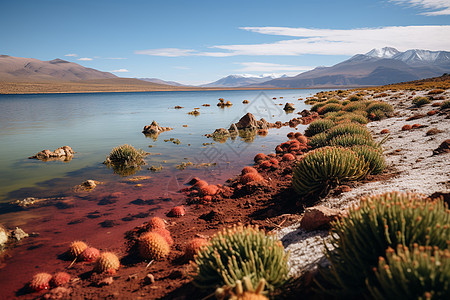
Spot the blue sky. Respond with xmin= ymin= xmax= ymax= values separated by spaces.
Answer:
xmin=1 ymin=0 xmax=449 ymax=84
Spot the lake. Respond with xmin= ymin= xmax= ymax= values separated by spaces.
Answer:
xmin=0 ymin=89 xmax=322 ymax=204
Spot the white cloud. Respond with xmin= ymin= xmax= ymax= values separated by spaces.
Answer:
xmin=78 ymin=57 xmax=93 ymax=61
xmin=111 ymin=69 xmax=129 ymax=73
xmin=64 ymin=53 xmax=78 ymax=57
xmin=135 ymin=25 xmax=450 ymax=58
xmin=390 ymin=0 xmax=450 ymax=15
xmin=135 ymin=48 xmax=197 ymax=57
xmin=236 ymin=62 xmax=314 ymax=73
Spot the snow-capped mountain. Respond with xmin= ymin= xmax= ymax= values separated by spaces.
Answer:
xmin=251 ymin=47 xmax=450 ymax=88
xmin=393 ymin=49 xmax=450 ymax=65
xmin=200 ymin=74 xmax=286 ymax=87
xmin=365 ymin=47 xmax=400 ymax=59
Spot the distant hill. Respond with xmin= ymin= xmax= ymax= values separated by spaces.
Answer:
xmin=252 ymin=47 xmax=450 ymax=88
xmin=201 ymin=74 xmax=286 ymax=87
xmin=138 ymin=77 xmax=187 ymax=86
xmin=0 ymin=55 xmax=117 ymax=82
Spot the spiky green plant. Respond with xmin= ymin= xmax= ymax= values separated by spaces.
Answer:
xmin=190 ymin=225 xmax=290 ymax=292
xmin=412 ymin=96 xmax=431 ymax=107
xmin=318 ymin=103 xmax=343 ymax=115
xmin=326 ymin=123 xmax=372 ymax=140
xmin=343 ymin=101 xmax=368 ymax=112
xmin=292 ymin=146 xmax=369 ymax=196
xmin=304 ymin=119 xmax=335 ymax=137
xmin=351 ymin=145 xmax=386 ymax=174
xmin=307 ymin=131 xmax=329 ymax=149
xmin=104 ymin=144 xmax=146 ymax=167
xmin=328 ymin=133 xmax=378 ymax=149
xmin=321 ymin=192 xmax=450 ymax=298
xmin=369 ymin=244 xmax=450 ymax=300
xmin=311 ymin=102 xmax=326 ymax=112
xmin=348 ymin=95 xmax=360 ymax=102
xmin=366 ymin=101 xmax=394 ymax=119
xmin=335 ymin=113 xmax=369 ymax=125
xmin=325 ymin=98 xmax=340 ymax=104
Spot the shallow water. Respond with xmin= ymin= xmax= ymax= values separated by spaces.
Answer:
xmin=0 ymin=89 xmax=321 ymax=204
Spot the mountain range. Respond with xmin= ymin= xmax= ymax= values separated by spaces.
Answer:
xmin=1 ymin=47 xmax=449 ymax=91
xmin=253 ymin=47 xmax=450 ymax=88
xmin=200 ymin=74 xmax=286 ymax=87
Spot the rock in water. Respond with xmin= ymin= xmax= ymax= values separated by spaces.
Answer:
xmin=235 ymin=113 xmax=258 ymax=130
xmin=284 ymin=103 xmax=295 ymax=111
xmin=142 ymin=121 xmax=173 ymax=135
xmin=29 ymin=146 xmax=74 ymax=161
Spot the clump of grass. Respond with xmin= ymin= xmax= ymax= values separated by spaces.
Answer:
xmin=334 ymin=113 xmax=369 ymax=125
xmin=311 ymin=102 xmax=326 ymax=112
xmin=189 ymin=225 xmax=290 ymax=293
xmin=317 ymin=103 xmax=343 ymax=115
xmin=104 ymin=144 xmax=146 ymax=176
xmin=304 ymin=119 xmax=335 ymax=137
xmin=320 ymin=192 xmax=450 ymax=298
xmin=428 ymin=89 xmax=445 ymax=95
xmin=366 ymin=101 xmax=394 ymax=119
xmin=369 ymin=244 xmax=450 ymax=300
xmin=351 ymin=145 xmax=386 ymax=174
xmin=343 ymin=101 xmax=368 ymax=112
xmin=104 ymin=144 xmax=146 ymax=167
xmin=412 ymin=96 xmax=431 ymax=107
xmin=292 ymin=146 xmax=369 ymax=196
xmin=348 ymin=95 xmax=360 ymax=102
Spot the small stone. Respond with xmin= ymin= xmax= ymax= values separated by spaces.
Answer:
xmin=43 ymin=287 xmax=71 ymax=300
xmin=300 ymin=206 xmax=342 ymax=231
xmin=144 ymin=274 xmax=155 ymax=285
xmin=11 ymin=227 xmax=29 ymax=241
xmin=98 ymin=277 xmax=114 ymax=286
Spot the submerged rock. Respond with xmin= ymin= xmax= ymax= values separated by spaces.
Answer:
xmin=29 ymin=146 xmax=74 ymax=161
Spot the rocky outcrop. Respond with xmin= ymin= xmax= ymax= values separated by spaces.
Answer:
xmin=235 ymin=113 xmax=258 ymax=130
xmin=29 ymin=146 xmax=74 ymax=161
xmin=142 ymin=121 xmax=173 ymax=135
xmin=283 ymin=103 xmax=295 ymax=111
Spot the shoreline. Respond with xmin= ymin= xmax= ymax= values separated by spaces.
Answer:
xmin=0 ymin=80 xmax=372 ymax=95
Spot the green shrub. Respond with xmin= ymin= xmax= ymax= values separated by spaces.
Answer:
xmin=104 ymin=144 xmax=146 ymax=167
xmin=369 ymin=245 xmax=450 ymax=300
xmin=311 ymin=102 xmax=326 ymax=112
xmin=292 ymin=146 xmax=369 ymax=196
xmin=352 ymin=145 xmax=386 ymax=174
xmin=366 ymin=101 xmax=394 ymax=119
xmin=317 ymin=103 xmax=343 ymax=115
xmin=343 ymin=101 xmax=368 ymax=112
xmin=325 ymin=98 xmax=340 ymax=104
xmin=412 ymin=96 xmax=431 ymax=107
xmin=190 ymin=225 xmax=290 ymax=292
xmin=341 ymin=100 xmax=350 ymax=106
xmin=335 ymin=113 xmax=369 ymax=125
xmin=304 ymin=119 xmax=335 ymax=137
xmin=348 ymin=95 xmax=360 ymax=102
xmin=441 ymin=100 xmax=450 ymax=110
xmin=307 ymin=131 xmax=329 ymax=149
xmin=104 ymin=144 xmax=146 ymax=176
xmin=326 ymin=123 xmax=372 ymax=140
xmin=329 ymin=133 xmax=378 ymax=149
xmin=321 ymin=192 xmax=450 ymax=298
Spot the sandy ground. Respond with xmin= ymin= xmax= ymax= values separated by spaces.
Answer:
xmin=277 ymin=89 xmax=450 ymax=277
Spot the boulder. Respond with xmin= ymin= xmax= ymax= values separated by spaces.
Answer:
xmin=299 ymin=109 xmax=312 ymax=117
xmin=228 ymin=123 xmax=238 ymax=134
xmin=257 ymin=118 xmax=269 ymax=130
xmin=300 ymin=206 xmax=342 ymax=231
xmin=235 ymin=113 xmax=258 ymax=130
xmin=433 ymin=139 xmax=450 ymax=155
xmin=284 ymin=103 xmax=295 ymax=111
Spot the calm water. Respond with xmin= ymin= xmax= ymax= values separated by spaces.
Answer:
xmin=0 ymin=89 xmax=321 ymax=203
